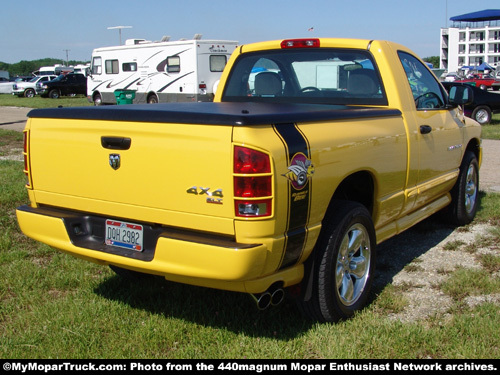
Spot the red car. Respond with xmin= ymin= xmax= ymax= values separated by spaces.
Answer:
xmin=455 ymin=74 xmax=496 ymax=90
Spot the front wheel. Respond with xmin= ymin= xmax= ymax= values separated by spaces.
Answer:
xmin=93 ymin=93 xmax=103 ymax=106
xmin=447 ymin=151 xmax=479 ymax=226
xmin=297 ymin=201 xmax=376 ymax=322
xmin=24 ymin=89 xmax=35 ymax=98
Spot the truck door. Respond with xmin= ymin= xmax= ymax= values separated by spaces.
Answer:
xmin=398 ymin=52 xmax=463 ymax=208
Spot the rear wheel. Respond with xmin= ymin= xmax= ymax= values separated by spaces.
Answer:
xmin=297 ymin=201 xmax=376 ymax=322
xmin=472 ymin=106 xmax=491 ymax=125
xmin=49 ymin=89 xmax=60 ymax=99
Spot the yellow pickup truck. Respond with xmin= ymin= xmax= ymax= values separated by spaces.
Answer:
xmin=17 ymin=38 xmax=481 ymax=322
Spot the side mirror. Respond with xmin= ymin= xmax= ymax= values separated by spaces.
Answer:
xmin=448 ymin=85 xmax=473 ymax=106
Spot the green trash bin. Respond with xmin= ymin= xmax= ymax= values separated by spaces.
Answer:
xmin=114 ymin=89 xmax=136 ymax=105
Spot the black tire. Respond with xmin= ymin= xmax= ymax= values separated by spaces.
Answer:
xmin=472 ymin=106 xmax=491 ymax=125
xmin=447 ymin=151 xmax=479 ymax=226
xmin=24 ymin=89 xmax=35 ymax=98
xmin=297 ymin=201 xmax=376 ymax=322
xmin=49 ymin=89 xmax=60 ymax=99
xmin=147 ymin=94 xmax=158 ymax=104
xmin=93 ymin=93 xmax=103 ymax=106
xmin=109 ymin=265 xmax=152 ymax=281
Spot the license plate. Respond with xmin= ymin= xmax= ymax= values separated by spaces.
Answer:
xmin=105 ymin=219 xmax=143 ymax=251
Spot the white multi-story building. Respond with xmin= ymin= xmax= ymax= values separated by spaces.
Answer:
xmin=440 ymin=9 xmax=500 ymax=74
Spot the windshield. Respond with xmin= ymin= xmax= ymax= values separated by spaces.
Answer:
xmin=222 ymin=48 xmax=387 ymax=105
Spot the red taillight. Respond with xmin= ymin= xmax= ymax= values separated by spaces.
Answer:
xmin=199 ymin=83 xmax=207 ymax=89
xmin=233 ymin=146 xmax=272 ymax=218
xmin=234 ymin=146 xmax=271 ymax=174
xmin=234 ymin=176 xmax=271 ymax=197
xmin=281 ymin=39 xmax=320 ymax=49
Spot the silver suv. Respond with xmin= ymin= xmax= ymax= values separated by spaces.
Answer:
xmin=12 ymin=75 xmax=57 ymax=97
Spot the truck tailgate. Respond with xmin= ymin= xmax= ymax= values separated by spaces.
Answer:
xmin=26 ymin=114 xmax=235 ymax=232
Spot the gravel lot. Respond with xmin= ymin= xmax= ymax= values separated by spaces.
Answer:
xmin=1 ymin=106 xmax=499 ymax=322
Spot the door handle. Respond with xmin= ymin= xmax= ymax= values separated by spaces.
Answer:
xmin=101 ymin=136 xmax=131 ymax=150
xmin=420 ymin=125 xmax=432 ymax=134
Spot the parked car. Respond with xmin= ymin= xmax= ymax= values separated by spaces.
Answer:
xmin=12 ymin=75 xmax=57 ymax=97
xmin=491 ymin=74 xmax=500 ymax=91
xmin=442 ymin=81 xmax=500 ymax=124
xmin=455 ymin=73 xmax=496 ymax=90
xmin=39 ymin=73 xmax=87 ymax=99
xmin=443 ymin=73 xmax=460 ymax=82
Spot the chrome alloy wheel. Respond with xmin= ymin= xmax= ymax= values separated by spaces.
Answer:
xmin=465 ymin=163 xmax=478 ymax=215
xmin=335 ymin=223 xmax=371 ymax=306
xmin=475 ymin=108 xmax=489 ymax=124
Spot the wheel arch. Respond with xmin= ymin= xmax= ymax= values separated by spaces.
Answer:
xmin=328 ymin=171 xmax=375 ymax=218
xmin=147 ymin=91 xmax=159 ymax=103
xmin=465 ymin=137 xmax=481 ymax=165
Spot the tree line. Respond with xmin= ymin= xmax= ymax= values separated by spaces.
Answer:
xmin=0 ymin=58 xmax=89 ymax=78
xmin=1 ymin=56 xmax=440 ymax=78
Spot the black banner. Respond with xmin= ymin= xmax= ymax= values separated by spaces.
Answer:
xmin=1 ymin=359 xmax=498 ymax=374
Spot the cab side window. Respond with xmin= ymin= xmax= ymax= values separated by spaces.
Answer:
xmin=398 ymin=51 xmax=445 ymax=110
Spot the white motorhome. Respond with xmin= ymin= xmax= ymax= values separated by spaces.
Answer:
xmin=34 ymin=65 xmax=74 ymax=76
xmin=87 ymin=36 xmax=238 ymax=105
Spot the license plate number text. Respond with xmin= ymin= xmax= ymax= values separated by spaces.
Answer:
xmin=105 ymin=219 xmax=143 ymax=251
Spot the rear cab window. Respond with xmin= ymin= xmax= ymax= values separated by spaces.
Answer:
xmin=222 ymin=48 xmax=387 ymax=105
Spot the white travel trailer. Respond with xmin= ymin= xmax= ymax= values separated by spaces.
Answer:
xmin=87 ymin=36 xmax=238 ymax=105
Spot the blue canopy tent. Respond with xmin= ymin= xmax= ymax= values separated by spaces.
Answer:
xmin=476 ymin=62 xmax=495 ymax=71
xmin=450 ymin=9 xmax=500 ymax=22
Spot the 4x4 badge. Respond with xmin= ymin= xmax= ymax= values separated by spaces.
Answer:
xmin=109 ymin=154 xmax=121 ymax=170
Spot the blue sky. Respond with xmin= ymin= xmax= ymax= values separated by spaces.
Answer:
xmin=0 ymin=0 xmax=485 ymax=64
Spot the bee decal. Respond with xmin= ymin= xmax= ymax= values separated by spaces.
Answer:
xmin=283 ymin=153 xmax=314 ymax=190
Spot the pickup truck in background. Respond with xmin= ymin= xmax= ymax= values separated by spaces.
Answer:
xmin=17 ymin=38 xmax=482 ymax=322
xmin=12 ymin=75 xmax=57 ymax=97
xmin=39 ymin=73 xmax=87 ymax=99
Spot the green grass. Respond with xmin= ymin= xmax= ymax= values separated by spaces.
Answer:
xmin=0 ymin=93 xmax=90 ymax=108
xmin=0 ymin=138 xmax=499 ymax=358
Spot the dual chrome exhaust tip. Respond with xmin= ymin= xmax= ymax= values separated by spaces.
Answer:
xmin=251 ymin=285 xmax=285 ymax=310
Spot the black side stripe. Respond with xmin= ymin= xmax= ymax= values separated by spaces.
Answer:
xmin=273 ymin=123 xmax=312 ymax=270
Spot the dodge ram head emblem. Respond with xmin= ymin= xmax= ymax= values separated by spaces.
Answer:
xmin=283 ymin=153 xmax=314 ymax=189
xmin=109 ymin=154 xmax=121 ymax=170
